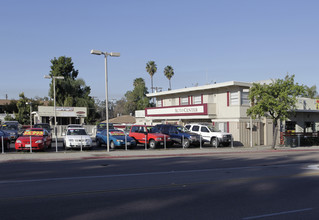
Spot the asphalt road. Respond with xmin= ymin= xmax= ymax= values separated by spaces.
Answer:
xmin=1 ymin=150 xmax=319 ymax=219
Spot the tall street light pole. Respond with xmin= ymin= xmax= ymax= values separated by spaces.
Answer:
xmin=44 ymin=75 xmax=65 ymax=152
xmin=26 ymin=102 xmax=32 ymax=128
xmin=90 ymin=49 xmax=120 ymax=152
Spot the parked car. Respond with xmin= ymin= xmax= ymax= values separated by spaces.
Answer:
xmin=1 ymin=122 xmax=19 ymax=143
xmin=33 ymin=123 xmax=52 ymax=134
xmin=153 ymin=124 xmax=201 ymax=148
xmin=96 ymin=122 xmax=114 ymax=135
xmin=15 ymin=128 xmax=52 ymax=151
xmin=63 ymin=127 xmax=93 ymax=150
xmin=0 ymin=130 xmax=10 ymax=151
xmin=185 ymin=123 xmax=232 ymax=147
xmin=129 ymin=125 xmax=171 ymax=149
xmin=67 ymin=124 xmax=83 ymax=128
xmin=96 ymin=129 xmax=136 ymax=149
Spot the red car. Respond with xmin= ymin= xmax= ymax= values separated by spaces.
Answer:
xmin=129 ymin=125 xmax=171 ymax=149
xmin=15 ymin=128 xmax=52 ymax=151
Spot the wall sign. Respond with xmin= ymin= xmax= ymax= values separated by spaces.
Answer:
xmin=145 ymin=104 xmax=207 ymax=117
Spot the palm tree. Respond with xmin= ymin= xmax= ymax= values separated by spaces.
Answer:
xmin=146 ymin=61 xmax=157 ymax=93
xmin=164 ymin=65 xmax=174 ymax=90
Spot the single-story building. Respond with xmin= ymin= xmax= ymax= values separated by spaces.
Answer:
xmin=33 ymin=106 xmax=87 ymax=126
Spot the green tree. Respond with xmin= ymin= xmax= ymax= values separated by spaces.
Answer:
xmin=4 ymin=113 xmax=15 ymax=121
xmin=15 ymin=93 xmax=30 ymax=125
xmin=164 ymin=65 xmax=174 ymax=90
xmin=1 ymin=100 xmax=18 ymax=114
xmin=146 ymin=61 xmax=157 ymax=93
xmin=48 ymin=56 xmax=96 ymax=123
xmin=247 ymin=75 xmax=304 ymax=149
xmin=303 ymin=85 xmax=318 ymax=98
xmin=113 ymin=98 xmax=129 ymax=117
xmin=125 ymin=78 xmax=151 ymax=115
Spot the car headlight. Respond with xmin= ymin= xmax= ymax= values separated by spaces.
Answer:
xmin=35 ymin=140 xmax=43 ymax=143
xmin=116 ymin=139 xmax=123 ymax=143
xmin=69 ymin=139 xmax=74 ymax=142
xmin=16 ymin=140 xmax=21 ymax=143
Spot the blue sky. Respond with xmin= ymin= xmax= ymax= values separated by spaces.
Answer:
xmin=1 ymin=0 xmax=319 ymax=101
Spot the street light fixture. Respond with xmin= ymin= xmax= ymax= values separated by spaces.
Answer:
xmin=44 ymin=75 xmax=65 ymax=152
xmin=90 ymin=49 xmax=120 ymax=152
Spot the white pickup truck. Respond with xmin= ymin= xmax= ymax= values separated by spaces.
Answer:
xmin=184 ymin=123 xmax=232 ymax=147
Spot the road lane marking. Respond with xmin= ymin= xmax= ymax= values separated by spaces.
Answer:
xmin=242 ymin=208 xmax=313 ymax=219
xmin=306 ymin=164 xmax=319 ymax=170
xmin=0 ymin=163 xmax=308 ymax=184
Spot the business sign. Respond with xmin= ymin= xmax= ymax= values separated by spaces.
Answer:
xmin=145 ymin=104 xmax=207 ymax=117
xmin=56 ymin=107 xmax=74 ymax=111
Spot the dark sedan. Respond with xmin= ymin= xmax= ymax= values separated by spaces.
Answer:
xmin=0 ymin=130 xmax=10 ymax=151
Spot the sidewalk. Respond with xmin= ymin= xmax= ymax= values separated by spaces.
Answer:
xmin=2 ymin=145 xmax=319 ymax=162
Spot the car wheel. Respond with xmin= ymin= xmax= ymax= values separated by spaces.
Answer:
xmin=183 ymin=139 xmax=190 ymax=148
xmin=6 ymin=141 xmax=10 ymax=150
xmin=211 ymin=138 xmax=219 ymax=147
xmin=129 ymin=144 xmax=136 ymax=149
xmin=110 ymin=141 xmax=115 ymax=149
xmin=149 ymin=139 xmax=156 ymax=149
xmin=96 ymin=139 xmax=101 ymax=147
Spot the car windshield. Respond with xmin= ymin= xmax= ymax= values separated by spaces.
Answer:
xmin=34 ymin=124 xmax=51 ymax=130
xmin=23 ymin=130 xmax=44 ymax=136
xmin=176 ymin=126 xmax=188 ymax=133
xmin=1 ymin=124 xmax=18 ymax=130
xmin=67 ymin=129 xmax=87 ymax=135
xmin=97 ymin=123 xmax=114 ymax=129
xmin=207 ymin=125 xmax=221 ymax=132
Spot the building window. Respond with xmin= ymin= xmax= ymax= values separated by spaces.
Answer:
xmin=193 ymin=95 xmax=202 ymax=104
xmin=230 ymin=91 xmax=239 ymax=105
xmin=241 ymin=91 xmax=250 ymax=106
xmin=285 ymin=121 xmax=296 ymax=132
xmin=156 ymin=99 xmax=162 ymax=107
xmin=180 ymin=97 xmax=189 ymax=106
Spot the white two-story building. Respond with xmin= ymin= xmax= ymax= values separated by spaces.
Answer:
xmin=136 ymin=81 xmax=274 ymax=147
xmin=136 ymin=80 xmax=319 ymax=147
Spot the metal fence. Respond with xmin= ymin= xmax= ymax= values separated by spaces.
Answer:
xmin=281 ymin=132 xmax=319 ymax=147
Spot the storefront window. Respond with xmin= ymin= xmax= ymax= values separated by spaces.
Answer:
xmin=285 ymin=121 xmax=296 ymax=132
xmin=305 ymin=122 xmax=314 ymax=133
